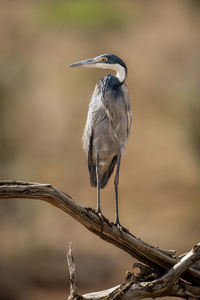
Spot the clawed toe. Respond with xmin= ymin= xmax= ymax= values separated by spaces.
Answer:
xmin=115 ymin=221 xmax=123 ymax=231
xmin=98 ymin=211 xmax=103 ymax=219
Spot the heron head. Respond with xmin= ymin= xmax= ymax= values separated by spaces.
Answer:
xmin=68 ymin=54 xmax=127 ymax=83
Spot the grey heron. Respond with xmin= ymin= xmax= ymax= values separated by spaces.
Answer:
xmin=68 ymin=54 xmax=132 ymax=225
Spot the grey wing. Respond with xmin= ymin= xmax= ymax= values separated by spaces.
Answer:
xmin=82 ymin=81 xmax=132 ymax=187
xmin=82 ymin=82 xmax=106 ymax=186
xmin=102 ymin=83 xmax=132 ymax=155
xmin=83 ymin=82 xmax=132 ymax=156
xmin=82 ymin=82 xmax=105 ymax=156
xmin=82 ymin=81 xmax=119 ymax=188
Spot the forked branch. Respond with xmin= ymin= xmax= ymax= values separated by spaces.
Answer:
xmin=67 ymin=243 xmax=200 ymax=299
xmin=0 ymin=180 xmax=200 ymax=298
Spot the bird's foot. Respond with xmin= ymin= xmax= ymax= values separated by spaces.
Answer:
xmin=115 ymin=220 xmax=123 ymax=232
xmin=96 ymin=207 xmax=103 ymax=219
xmin=97 ymin=211 xmax=103 ymax=220
xmin=97 ymin=210 xmax=104 ymax=233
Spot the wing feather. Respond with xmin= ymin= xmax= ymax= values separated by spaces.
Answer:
xmin=82 ymin=76 xmax=132 ymax=188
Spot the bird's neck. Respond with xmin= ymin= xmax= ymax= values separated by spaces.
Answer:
xmin=108 ymin=63 xmax=127 ymax=83
xmin=96 ymin=63 xmax=127 ymax=84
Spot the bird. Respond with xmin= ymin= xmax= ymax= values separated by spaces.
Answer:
xmin=68 ymin=53 xmax=132 ymax=226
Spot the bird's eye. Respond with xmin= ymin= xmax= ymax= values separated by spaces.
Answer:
xmin=102 ymin=57 xmax=108 ymax=62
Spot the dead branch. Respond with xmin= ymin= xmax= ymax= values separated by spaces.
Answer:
xmin=67 ymin=242 xmax=82 ymax=300
xmin=0 ymin=180 xmax=200 ymax=298
xmin=67 ymin=243 xmax=200 ymax=299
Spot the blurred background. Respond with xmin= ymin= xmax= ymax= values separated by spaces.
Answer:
xmin=0 ymin=0 xmax=200 ymax=299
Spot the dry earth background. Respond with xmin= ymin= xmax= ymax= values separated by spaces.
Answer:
xmin=0 ymin=0 xmax=200 ymax=299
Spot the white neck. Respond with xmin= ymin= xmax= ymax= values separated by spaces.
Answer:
xmin=95 ymin=63 xmax=127 ymax=83
xmin=108 ymin=63 xmax=126 ymax=83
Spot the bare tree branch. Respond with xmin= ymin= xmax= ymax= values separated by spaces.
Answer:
xmin=68 ymin=243 xmax=200 ymax=299
xmin=67 ymin=243 xmax=82 ymax=300
xmin=0 ymin=180 xmax=200 ymax=290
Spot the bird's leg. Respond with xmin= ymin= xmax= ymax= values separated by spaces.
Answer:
xmin=114 ymin=156 xmax=121 ymax=226
xmin=96 ymin=153 xmax=102 ymax=217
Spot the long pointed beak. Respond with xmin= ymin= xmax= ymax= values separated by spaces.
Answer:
xmin=67 ymin=58 xmax=95 ymax=68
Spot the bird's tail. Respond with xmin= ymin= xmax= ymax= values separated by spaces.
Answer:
xmin=89 ymin=155 xmax=117 ymax=189
xmin=89 ymin=164 xmax=97 ymax=187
